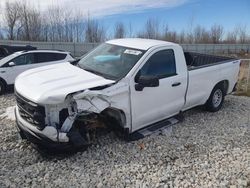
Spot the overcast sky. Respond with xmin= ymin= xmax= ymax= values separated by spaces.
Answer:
xmin=0 ymin=0 xmax=188 ymax=17
xmin=0 ymin=0 xmax=249 ymax=33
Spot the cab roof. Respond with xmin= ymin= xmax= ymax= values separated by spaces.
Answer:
xmin=106 ymin=38 xmax=178 ymax=50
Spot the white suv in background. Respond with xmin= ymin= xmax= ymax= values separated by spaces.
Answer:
xmin=0 ymin=50 xmax=75 ymax=94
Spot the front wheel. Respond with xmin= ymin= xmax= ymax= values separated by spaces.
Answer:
xmin=205 ymin=84 xmax=225 ymax=112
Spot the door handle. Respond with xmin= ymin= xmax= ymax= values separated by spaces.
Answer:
xmin=0 ymin=71 xmax=6 ymax=73
xmin=172 ymin=82 xmax=181 ymax=87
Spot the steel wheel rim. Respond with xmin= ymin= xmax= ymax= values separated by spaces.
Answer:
xmin=212 ymin=89 xmax=222 ymax=108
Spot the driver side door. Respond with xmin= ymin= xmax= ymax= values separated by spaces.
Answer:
xmin=130 ymin=48 xmax=186 ymax=132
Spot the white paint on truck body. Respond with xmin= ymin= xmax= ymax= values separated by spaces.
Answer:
xmin=183 ymin=60 xmax=240 ymax=110
xmin=14 ymin=38 xmax=240 ymax=143
xmin=15 ymin=62 xmax=115 ymax=104
xmin=129 ymin=44 xmax=188 ymax=131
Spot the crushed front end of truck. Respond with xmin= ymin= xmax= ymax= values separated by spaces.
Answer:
xmin=15 ymin=82 xmax=131 ymax=152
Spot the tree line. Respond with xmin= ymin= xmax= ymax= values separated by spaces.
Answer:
xmin=0 ymin=1 xmax=249 ymax=44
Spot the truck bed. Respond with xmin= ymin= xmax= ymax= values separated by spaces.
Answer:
xmin=184 ymin=52 xmax=236 ymax=70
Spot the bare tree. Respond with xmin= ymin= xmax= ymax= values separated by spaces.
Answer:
xmin=72 ymin=11 xmax=85 ymax=42
xmin=186 ymin=31 xmax=194 ymax=43
xmin=45 ymin=6 xmax=64 ymax=42
xmin=114 ymin=22 xmax=126 ymax=39
xmin=128 ymin=22 xmax=133 ymax=37
xmin=166 ymin=31 xmax=177 ymax=42
xmin=162 ymin=24 xmax=169 ymax=40
xmin=238 ymin=25 xmax=247 ymax=43
xmin=4 ymin=2 xmax=20 ymax=40
xmin=19 ymin=2 xmax=30 ymax=40
xmin=14 ymin=2 xmax=43 ymax=41
xmin=186 ymin=15 xmax=195 ymax=43
xmin=85 ymin=15 xmax=106 ymax=43
xmin=63 ymin=10 xmax=72 ymax=42
xmin=200 ymin=30 xmax=211 ymax=43
xmin=210 ymin=24 xmax=223 ymax=43
xmin=193 ymin=25 xmax=203 ymax=43
xmin=193 ymin=25 xmax=211 ymax=43
xmin=162 ymin=25 xmax=178 ymax=42
xmin=1 ymin=2 xmax=249 ymax=44
xmin=226 ymin=27 xmax=238 ymax=43
xmin=28 ymin=9 xmax=42 ymax=41
xmin=42 ymin=6 xmax=85 ymax=42
xmin=138 ymin=18 xmax=160 ymax=39
xmin=40 ymin=18 xmax=49 ymax=41
xmin=178 ymin=30 xmax=186 ymax=43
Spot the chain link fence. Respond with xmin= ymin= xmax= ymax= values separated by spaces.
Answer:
xmin=1 ymin=40 xmax=250 ymax=57
xmin=1 ymin=40 xmax=250 ymax=95
xmin=0 ymin=40 xmax=99 ymax=57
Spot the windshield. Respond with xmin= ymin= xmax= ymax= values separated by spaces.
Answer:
xmin=78 ymin=43 xmax=145 ymax=80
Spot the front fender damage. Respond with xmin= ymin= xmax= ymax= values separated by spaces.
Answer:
xmin=48 ymin=82 xmax=130 ymax=149
xmin=61 ymin=89 xmax=119 ymax=133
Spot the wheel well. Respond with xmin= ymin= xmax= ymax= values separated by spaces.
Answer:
xmin=101 ymin=107 xmax=126 ymax=128
xmin=0 ymin=77 xmax=7 ymax=87
xmin=215 ymin=80 xmax=229 ymax=94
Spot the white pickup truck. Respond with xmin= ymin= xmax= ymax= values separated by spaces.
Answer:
xmin=14 ymin=38 xmax=240 ymax=151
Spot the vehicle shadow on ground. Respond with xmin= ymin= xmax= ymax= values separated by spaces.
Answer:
xmin=31 ymin=105 xmax=211 ymax=160
xmin=9 ymin=92 xmax=238 ymax=162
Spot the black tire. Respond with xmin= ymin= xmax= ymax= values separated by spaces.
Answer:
xmin=205 ymin=84 xmax=225 ymax=112
xmin=0 ymin=80 xmax=6 ymax=95
xmin=19 ymin=129 xmax=27 ymax=139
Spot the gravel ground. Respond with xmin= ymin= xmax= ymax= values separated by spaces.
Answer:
xmin=0 ymin=94 xmax=249 ymax=188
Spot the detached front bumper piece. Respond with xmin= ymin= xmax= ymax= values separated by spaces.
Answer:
xmin=15 ymin=107 xmax=82 ymax=153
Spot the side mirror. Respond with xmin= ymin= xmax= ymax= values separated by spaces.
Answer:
xmin=8 ymin=62 xmax=16 ymax=67
xmin=135 ymin=75 xmax=159 ymax=91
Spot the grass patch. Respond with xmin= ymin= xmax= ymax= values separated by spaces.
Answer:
xmin=234 ymin=91 xmax=250 ymax=97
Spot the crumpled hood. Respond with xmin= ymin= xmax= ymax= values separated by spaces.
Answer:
xmin=15 ymin=63 xmax=115 ymax=104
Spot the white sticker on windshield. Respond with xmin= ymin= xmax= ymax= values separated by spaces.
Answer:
xmin=124 ymin=49 xmax=142 ymax=55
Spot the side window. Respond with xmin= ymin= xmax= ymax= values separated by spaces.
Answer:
xmin=11 ymin=53 xmax=35 ymax=66
xmin=55 ymin=53 xmax=67 ymax=60
xmin=140 ymin=50 xmax=176 ymax=78
xmin=35 ymin=53 xmax=49 ymax=63
xmin=35 ymin=53 xmax=67 ymax=63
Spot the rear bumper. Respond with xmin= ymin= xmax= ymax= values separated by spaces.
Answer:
xmin=15 ymin=106 xmax=73 ymax=152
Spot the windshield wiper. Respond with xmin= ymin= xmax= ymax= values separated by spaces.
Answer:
xmin=82 ymin=67 xmax=105 ymax=77
xmin=82 ymin=67 xmax=117 ymax=80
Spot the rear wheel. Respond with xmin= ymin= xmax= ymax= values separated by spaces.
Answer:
xmin=0 ymin=80 xmax=6 ymax=95
xmin=205 ymin=84 xmax=225 ymax=112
